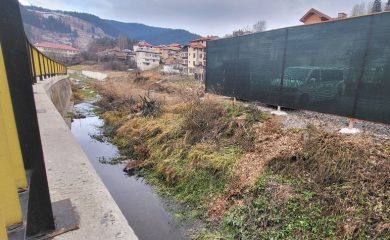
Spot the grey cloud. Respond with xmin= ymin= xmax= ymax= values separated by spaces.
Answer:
xmin=26 ymin=0 xmax=366 ymax=36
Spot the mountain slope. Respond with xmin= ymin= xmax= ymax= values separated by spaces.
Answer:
xmin=106 ymin=20 xmax=200 ymax=45
xmin=21 ymin=5 xmax=201 ymax=50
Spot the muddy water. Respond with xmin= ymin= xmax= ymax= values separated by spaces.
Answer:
xmin=71 ymin=102 xmax=185 ymax=240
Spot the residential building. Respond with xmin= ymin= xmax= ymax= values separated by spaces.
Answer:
xmin=35 ymin=42 xmax=80 ymax=56
xmin=189 ymin=36 xmax=218 ymax=47
xmin=136 ymin=47 xmax=160 ymax=71
xmin=187 ymin=42 xmax=206 ymax=80
xmin=179 ymin=45 xmax=189 ymax=74
xmin=123 ymin=49 xmax=136 ymax=61
xmin=300 ymin=8 xmax=348 ymax=25
xmin=133 ymin=41 xmax=153 ymax=52
xmin=97 ymin=47 xmax=132 ymax=61
xmin=161 ymin=43 xmax=181 ymax=60
xmin=154 ymin=45 xmax=165 ymax=55
xmin=186 ymin=36 xmax=218 ymax=81
xmin=132 ymin=41 xmax=161 ymax=71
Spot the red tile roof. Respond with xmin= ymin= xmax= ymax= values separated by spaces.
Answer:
xmin=190 ymin=36 xmax=218 ymax=43
xmin=137 ymin=41 xmax=153 ymax=47
xmin=189 ymin=42 xmax=206 ymax=49
xmin=169 ymin=43 xmax=181 ymax=47
xmin=300 ymin=8 xmax=332 ymax=23
xmin=35 ymin=42 xmax=79 ymax=51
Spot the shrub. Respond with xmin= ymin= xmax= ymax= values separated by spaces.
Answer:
xmin=182 ymin=100 xmax=226 ymax=144
xmin=103 ymin=60 xmax=127 ymax=71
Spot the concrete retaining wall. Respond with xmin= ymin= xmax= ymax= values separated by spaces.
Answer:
xmin=43 ymin=77 xmax=72 ymax=118
xmin=81 ymin=71 xmax=107 ymax=81
xmin=33 ymin=76 xmax=137 ymax=240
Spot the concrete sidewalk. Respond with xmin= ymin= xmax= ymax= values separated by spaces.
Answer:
xmin=33 ymin=76 xmax=138 ymax=240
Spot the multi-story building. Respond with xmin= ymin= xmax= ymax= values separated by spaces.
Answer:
xmin=161 ymin=43 xmax=181 ymax=60
xmin=187 ymin=42 xmax=206 ymax=81
xmin=133 ymin=41 xmax=161 ymax=71
xmin=97 ymin=47 xmax=131 ymax=61
xmin=186 ymin=36 xmax=217 ymax=81
xmin=154 ymin=45 xmax=165 ymax=55
xmin=300 ymin=8 xmax=348 ymax=25
xmin=136 ymin=47 xmax=160 ymax=71
xmin=133 ymin=41 xmax=153 ymax=52
xmin=35 ymin=42 xmax=80 ymax=57
xmin=179 ymin=45 xmax=189 ymax=74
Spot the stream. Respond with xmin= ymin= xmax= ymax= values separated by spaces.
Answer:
xmin=71 ymin=102 xmax=185 ymax=240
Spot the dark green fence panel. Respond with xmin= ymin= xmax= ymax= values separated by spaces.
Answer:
xmin=206 ymin=37 xmax=239 ymax=96
xmin=354 ymin=13 xmax=390 ymax=123
xmin=240 ymin=29 xmax=287 ymax=104
xmin=280 ymin=15 xmax=372 ymax=117
xmin=206 ymin=12 xmax=390 ymax=124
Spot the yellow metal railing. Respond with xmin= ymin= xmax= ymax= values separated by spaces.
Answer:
xmin=0 ymin=43 xmax=24 ymax=239
xmin=27 ymin=42 xmax=67 ymax=81
xmin=0 ymin=40 xmax=67 ymax=239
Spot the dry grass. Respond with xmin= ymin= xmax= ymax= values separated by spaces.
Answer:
xmin=265 ymin=126 xmax=390 ymax=238
xmin=208 ymin=119 xmax=303 ymax=222
xmin=90 ymin=68 xmax=390 ymax=239
xmin=94 ymin=70 xmax=202 ymax=108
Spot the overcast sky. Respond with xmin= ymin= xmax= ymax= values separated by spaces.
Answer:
xmin=20 ymin=0 xmax=369 ymax=36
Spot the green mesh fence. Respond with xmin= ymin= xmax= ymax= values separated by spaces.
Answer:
xmin=206 ymin=12 xmax=390 ymax=124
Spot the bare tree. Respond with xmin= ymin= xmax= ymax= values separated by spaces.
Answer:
xmin=253 ymin=20 xmax=267 ymax=33
xmin=230 ymin=20 xmax=267 ymax=38
xmin=232 ymin=26 xmax=252 ymax=37
xmin=367 ymin=1 xmax=375 ymax=13
xmin=351 ymin=2 xmax=366 ymax=16
xmin=117 ymin=34 xmax=128 ymax=50
xmin=385 ymin=0 xmax=390 ymax=11
xmin=372 ymin=0 xmax=383 ymax=12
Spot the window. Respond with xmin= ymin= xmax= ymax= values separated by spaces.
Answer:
xmin=193 ymin=61 xmax=195 ymax=66
xmin=193 ymin=53 xmax=196 ymax=58
xmin=200 ymin=54 xmax=203 ymax=58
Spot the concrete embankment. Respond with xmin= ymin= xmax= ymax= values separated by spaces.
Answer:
xmin=33 ymin=76 xmax=138 ymax=240
xmin=81 ymin=70 xmax=107 ymax=81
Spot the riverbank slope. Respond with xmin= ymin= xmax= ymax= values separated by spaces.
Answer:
xmin=74 ymin=67 xmax=390 ymax=239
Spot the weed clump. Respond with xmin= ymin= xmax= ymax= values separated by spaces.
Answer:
xmin=182 ymin=100 xmax=268 ymax=150
xmin=98 ymin=95 xmax=269 ymax=211
xmin=182 ymin=101 xmax=226 ymax=144
xmin=222 ymin=175 xmax=338 ymax=240
xmin=141 ymin=100 xmax=268 ymax=207
xmin=264 ymin=126 xmax=390 ymax=239
xmin=131 ymin=96 xmax=162 ymax=118
xmin=270 ymin=125 xmax=371 ymax=185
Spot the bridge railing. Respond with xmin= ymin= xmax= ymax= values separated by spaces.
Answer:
xmin=27 ymin=42 xmax=67 ymax=83
xmin=0 ymin=0 xmax=68 ymax=239
xmin=0 ymin=41 xmax=28 ymax=240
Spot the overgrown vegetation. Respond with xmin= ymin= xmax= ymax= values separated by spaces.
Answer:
xmin=98 ymin=97 xmax=268 ymax=209
xmin=88 ymin=69 xmax=389 ymax=240
xmin=70 ymin=71 xmax=97 ymax=102
xmin=204 ymin=126 xmax=389 ymax=239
